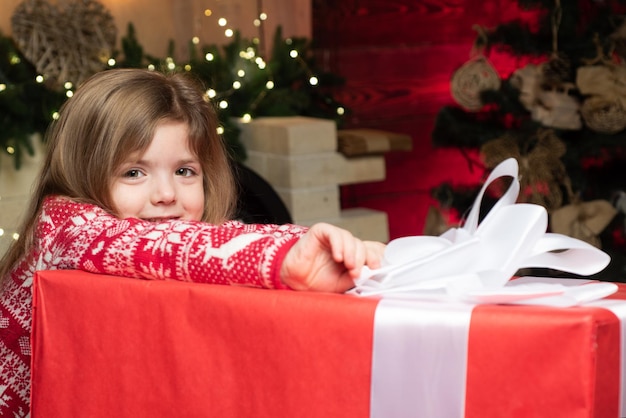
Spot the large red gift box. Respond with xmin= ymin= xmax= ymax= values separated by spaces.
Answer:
xmin=31 ymin=270 xmax=625 ymax=417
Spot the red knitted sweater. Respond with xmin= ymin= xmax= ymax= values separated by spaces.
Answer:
xmin=0 ymin=196 xmax=304 ymax=416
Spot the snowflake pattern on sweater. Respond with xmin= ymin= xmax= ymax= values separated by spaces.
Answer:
xmin=0 ymin=196 xmax=305 ymax=417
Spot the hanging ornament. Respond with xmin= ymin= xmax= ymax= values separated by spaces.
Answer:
xmin=532 ymin=1 xmax=582 ymax=130
xmin=580 ymin=96 xmax=626 ymax=134
xmin=550 ymin=199 xmax=617 ymax=248
xmin=576 ymin=34 xmax=626 ymax=134
xmin=511 ymin=60 xmax=581 ymax=131
xmin=576 ymin=64 xmax=626 ymax=100
xmin=531 ymin=82 xmax=582 ymax=130
xmin=450 ymin=26 xmax=501 ymax=112
xmin=11 ymin=0 xmax=117 ymax=90
xmin=510 ymin=1 xmax=581 ymax=130
xmin=480 ymin=128 xmax=572 ymax=212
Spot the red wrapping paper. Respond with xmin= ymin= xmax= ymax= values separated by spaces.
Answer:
xmin=31 ymin=270 xmax=624 ymax=417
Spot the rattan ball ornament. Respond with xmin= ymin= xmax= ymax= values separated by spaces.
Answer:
xmin=450 ymin=57 xmax=501 ymax=111
xmin=11 ymin=0 xmax=116 ymax=90
xmin=581 ymin=96 xmax=626 ymax=134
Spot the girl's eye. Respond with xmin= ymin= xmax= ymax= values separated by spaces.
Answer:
xmin=123 ymin=169 xmax=144 ymax=178
xmin=176 ymin=167 xmax=196 ymax=177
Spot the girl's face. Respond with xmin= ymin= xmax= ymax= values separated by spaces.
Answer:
xmin=111 ymin=121 xmax=205 ymax=222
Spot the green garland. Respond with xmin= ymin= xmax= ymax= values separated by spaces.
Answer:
xmin=0 ymin=23 xmax=348 ymax=168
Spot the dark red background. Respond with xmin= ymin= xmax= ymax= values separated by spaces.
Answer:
xmin=312 ymin=0 xmax=536 ymax=240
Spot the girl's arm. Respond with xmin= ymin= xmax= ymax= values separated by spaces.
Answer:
xmin=38 ymin=197 xmax=302 ymax=289
xmin=38 ymin=196 xmax=385 ymax=292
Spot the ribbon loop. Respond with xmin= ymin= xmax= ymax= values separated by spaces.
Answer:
xmin=354 ymin=158 xmax=613 ymax=305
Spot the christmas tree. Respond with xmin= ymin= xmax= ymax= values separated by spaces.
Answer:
xmin=430 ymin=0 xmax=626 ymax=281
xmin=1 ymin=2 xmax=346 ymax=166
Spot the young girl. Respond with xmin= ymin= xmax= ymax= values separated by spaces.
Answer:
xmin=0 ymin=68 xmax=385 ymax=416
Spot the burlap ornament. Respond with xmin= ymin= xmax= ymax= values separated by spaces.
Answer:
xmin=450 ymin=56 xmax=501 ymax=111
xmin=481 ymin=129 xmax=572 ymax=212
xmin=550 ymin=200 xmax=617 ymax=248
xmin=580 ymin=96 xmax=626 ymax=134
xmin=576 ymin=65 xmax=626 ymax=99
xmin=11 ymin=0 xmax=116 ymax=90
xmin=511 ymin=62 xmax=581 ymax=130
xmin=531 ymin=82 xmax=582 ymax=130
xmin=576 ymin=64 xmax=626 ymax=133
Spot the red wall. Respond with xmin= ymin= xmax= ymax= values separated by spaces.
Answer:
xmin=312 ymin=0 xmax=529 ymax=240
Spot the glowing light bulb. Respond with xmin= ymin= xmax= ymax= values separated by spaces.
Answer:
xmin=192 ymin=37 xmax=200 ymax=44
xmin=337 ymin=107 xmax=345 ymax=115
xmin=205 ymin=52 xmax=214 ymax=61
xmin=204 ymin=9 xmax=212 ymax=17
xmin=7 ymin=146 xmax=15 ymax=154
xmin=206 ymin=89 xmax=217 ymax=98
xmin=266 ymin=80 xmax=275 ymax=89
xmin=225 ymin=29 xmax=234 ymax=37
xmin=108 ymin=58 xmax=116 ymax=66
xmin=242 ymin=114 xmax=252 ymax=123
xmin=66 ymin=90 xmax=73 ymax=98
xmin=289 ymin=50 xmax=298 ymax=58
xmin=0 ymin=228 xmax=4 ymax=237
xmin=184 ymin=64 xmax=192 ymax=71
xmin=64 ymin=82 xmax=73 ymax=90
xmin=259 ymin=13 xmax=267 ymax=20
xmin=12 ymin=233 xmax=19 ymax=241
xmin=253 ymin=19 xmax=261 ymax=27
xmin=218 ymin=18 xmax=227 ymax=26
xmin=233 ymin=81 xmax=241 ymax=89
xmin=0 ymin=84 xmax=6 ymax=91
xmin=217 ymin=126 xmax=225 ymax=135
xmin=237 ymin=69 xmax=245 ymax=77
xmin=309 ymin=76 xmax=319 ymax=86
xmin=35 ymin=75 xmax=44 ymax=83
xmin=219 ymin=100 xmax=228 ymax=109
xmin=52 ymin=112 xmax=60 ymax=120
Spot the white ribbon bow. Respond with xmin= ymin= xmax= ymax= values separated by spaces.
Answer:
xmin=353 ymin=158 xmax=616 ymax=305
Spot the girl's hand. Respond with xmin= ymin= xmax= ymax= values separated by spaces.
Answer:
xmin=280 ymin=223 xmax=386 ymax=293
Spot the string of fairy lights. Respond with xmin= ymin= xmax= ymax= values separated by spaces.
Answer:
xmin=0 ymin=3 xmax=346 ymax=249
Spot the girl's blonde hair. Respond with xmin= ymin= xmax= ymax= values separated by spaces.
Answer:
xmin=0 ymin=69 xmax=236 ymax=286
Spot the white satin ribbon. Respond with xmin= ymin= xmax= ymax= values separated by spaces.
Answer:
xmin=353 ymin=158 xmax=614 ymax=305
xmin=371 ymin=296 xmax=626 ymax=418
xmin=371 ymin=298 xmax=474 ymax=418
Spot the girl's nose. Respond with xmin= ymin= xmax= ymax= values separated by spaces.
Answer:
xmin=152 ymin=177 xmax=176 ymax=205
